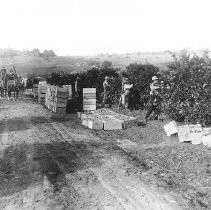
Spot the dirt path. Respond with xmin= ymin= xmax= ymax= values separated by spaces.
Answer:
xmin=0 ymin=98 xmax=186 ymax=210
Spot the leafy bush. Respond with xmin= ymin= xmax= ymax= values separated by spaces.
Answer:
xmin=46 ymin=71 xmax=76 ymax=86
xmin=161 ymin=50 xmax=211 ymax=125
xmin=124 ymin=63 xmax=159 ymax=109
xmin=78 ymin=67 xmax=121 ymax=104
xmin=42 ymin=64 xmax=159 ymax=108
xmin=45 ymin=67 xmax=122 ymax=105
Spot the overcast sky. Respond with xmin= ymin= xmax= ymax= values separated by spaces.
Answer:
xmin=0 ymin=0 xmax=210 ymax=56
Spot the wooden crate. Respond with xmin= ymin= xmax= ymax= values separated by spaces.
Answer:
xmin=87 ymin=120 xmax=104 ymax=130
xmin=54 ymin=97 xmax=68 ymax=104
xmin=103 ymin=118 xmax=123 ymax=130
xmin=52 ymin=106 xmax=66 ymax=114
xmin=83 ymin=88 xmax=96 ymax=111
xmin=62 ymin=85 xmax=72 ymax=100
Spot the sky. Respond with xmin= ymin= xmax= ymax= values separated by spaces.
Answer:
xmin=0 ymin=0 xmax=211 ymax=56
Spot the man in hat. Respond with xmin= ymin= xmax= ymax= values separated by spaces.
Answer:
xmin=145 ymin=76 xmax=162 ymax=121
xmin=119 ymin=77 xmax=133 ymax=109
xmin=145 ymin=89 xmax=162 ymax=121
xmin=150 ymin=76 xmax=160 ymax=95
xmin=74 ymin=76 xmax=83 ymax=111
xmin=102 ymin=76 xmax=112 ymax=107
xmin=1 ymin=66 xmax=7 ymax=78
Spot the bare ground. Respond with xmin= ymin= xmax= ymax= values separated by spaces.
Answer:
xmin=0 ymin=97 xmax=206 ymax=209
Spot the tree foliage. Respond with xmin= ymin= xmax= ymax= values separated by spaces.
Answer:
xmin=41 ymin=50 xmax=56 ymax=60
xmin=45 ymin=67 xmax=121 ymax=104
xmin=101 ymin=60 xmax=113 ymax=69
xmin=0 ymin=48 xmax=56 ymax=58
xmin=124 ymin=63 xmax=159 ymax=109
xmin=161 ymin=50 xmax=211 ymax=125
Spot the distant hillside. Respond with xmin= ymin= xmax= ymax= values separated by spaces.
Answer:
xmin=0 ymin=56 xmax=89 ymax=76
xmin=0 ymin=51 xmax=175 ymax=76
xmin=1 ymin=48 xmax=210 ymax=76
xmin=89 ymin=52 xmax=173 ymax=69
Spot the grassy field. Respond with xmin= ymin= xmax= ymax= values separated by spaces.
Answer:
xmin=94 ymin=108 xmax=211 ymax=209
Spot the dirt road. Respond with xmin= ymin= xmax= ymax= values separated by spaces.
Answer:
xmin=0 ymin=98 xmax=186 ymax=210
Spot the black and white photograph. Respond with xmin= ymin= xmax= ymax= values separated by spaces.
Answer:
xmin=0 ymin=0 xmax=210 ymax=209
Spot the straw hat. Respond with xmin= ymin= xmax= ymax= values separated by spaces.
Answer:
xmin=152 ymin=76 xmax=158 ymax=81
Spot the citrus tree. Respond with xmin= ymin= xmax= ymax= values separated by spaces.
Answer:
xmin=124 ymin=63 xmax=159 ymax=109
xmin=161 ymin=50 xmax=211 ymax=125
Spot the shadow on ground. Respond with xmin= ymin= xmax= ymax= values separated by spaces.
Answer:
xmin=0 ymin=118 xmax=31 ymax=133
xmin=0 ymin=140 xmax=103 ymax=197
xmin=0 ymin=115 xmax=81 ymax=134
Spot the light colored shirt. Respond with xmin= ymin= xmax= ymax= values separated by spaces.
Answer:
xmin=150 ymin=82 xmax=160 ymax=95
xmin=103 ymin=80 xmax=110 ymax=92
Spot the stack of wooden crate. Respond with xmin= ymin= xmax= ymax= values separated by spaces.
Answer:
xmin=79 ymin=108 xmax=138 ymax=130
xmin=45 ymin=84 xmax=51 ymax=109
xmin=83 ymin=88 xmax=96 ymax=111
xmin=44 ymin=85 xmax=68 ymax=114
xmin=62 ymin=85 xmax=72 ymax=100
xmin=38 ymin=84 xmax=46 ymax=105
xmin=52 ymin=87 xmax=69 ymax=114
xmin=50 ymin=85 xmax=57 ymax=111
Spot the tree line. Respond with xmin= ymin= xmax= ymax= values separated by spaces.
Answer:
xmin=0 ymin=48 xmax=56 ymax=59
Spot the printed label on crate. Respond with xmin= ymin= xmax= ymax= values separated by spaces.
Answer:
xmin=189 ymin=124 xmax=202 ymax=133
xmin=83 ymin=88 xmax=96 ymax=111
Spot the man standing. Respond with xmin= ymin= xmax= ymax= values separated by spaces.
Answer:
xmin=145 ymin=76 xmax=162 ymax=121
xmin=74 ymin=76 xmax=83 ymax=111
xmin=1 ymin=66 xmax=7 ymax=78
xmin=145 ymin=89 xmax=162 ymax=121
xmin=102 ymin=76 xmax=111 ymax=107
xmin=75 ymin=76 xmax=80 ymax=97
xmin=120 ymin=78 xmax=133 ymax=109
xmin=150 ymin=76 xmax=160 ymax=95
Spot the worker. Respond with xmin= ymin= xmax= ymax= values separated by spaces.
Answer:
xmin=1 ymin=66 xmax=7 ymax=78
xmin=119 ymin=78 xmax=133 ymax=109
xmin=145 ymin=86 xmax=162 ymax=121
xmin=74 ymin=76 xmax=82 ymax=111
xmin=75 ymin=76 xmax=80 ymax=97
xmin=102 ymin=76 xmax=112 ymax=107
xmin=150 ymin=76 xmax=160 ymax=95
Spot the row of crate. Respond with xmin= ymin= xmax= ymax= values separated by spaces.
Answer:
xmin=33 ymin=84 xmax=72 ymax=114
